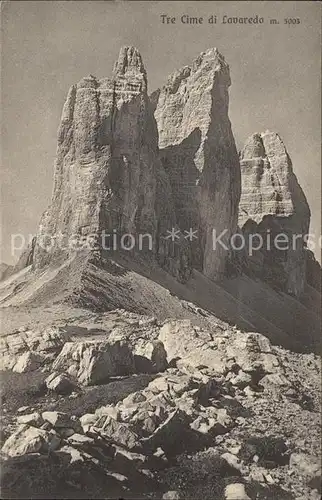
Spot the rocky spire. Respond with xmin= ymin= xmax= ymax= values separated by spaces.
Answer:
xmin=153 ymin=47 xmax=241 ymax=280
xmin=239 ymin=131 xmax=310 ymax=297
xmin=33 ymin=47 xmax=157 ymax=269
xmin=113 ymin=46 xmax=147 ymax=78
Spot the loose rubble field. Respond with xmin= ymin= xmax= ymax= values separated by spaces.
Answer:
xmin=0 ymin=310 xmax=320 ymax=499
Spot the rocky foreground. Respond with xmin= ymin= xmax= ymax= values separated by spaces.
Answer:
xmin=1 ymin=310 xmax=320 ymax=499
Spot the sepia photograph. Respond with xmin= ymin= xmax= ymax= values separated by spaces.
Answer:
xmin=0 ymin=1 xmax=321 ymax=499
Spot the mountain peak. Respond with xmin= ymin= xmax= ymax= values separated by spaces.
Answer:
xmin=113 ymin=46 xmax=146 ymax=77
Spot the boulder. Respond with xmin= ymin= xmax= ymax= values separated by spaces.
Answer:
xmin=190 ymin=416 xmax=220 ymax=436
xmin=239 ymin=435 xmax=289 ymax=467
xmin=1 ymin=425 xmax=61 ymax=457
xmin=290 ymin=453 xmax=320 ymax=480
xmin=225 ymin=332 xmax=280 ymax=375
xmin=45 ymin=372 xmax=78 ymax=394
xmin=13 ymin=351 xmax=46 ymax=373
xmin=52 ymin=339 xmax=135 ymax=385
xmin=162 ymin=492 xmax=181 ymax=500
xmin=141 ymin=409 xmax=190 ymax=453
xmin=79 ymin=413 xmax=97 ymax=432
xmin=259 ymin=373 xmax=291 ymax=390
xmin=0 ymin=327 xmax=70 ymax=370
xmin=17 ymin=412 xmax=43 ymax=427
xmin=225 ymin=483 xmax=251 ymax=500
xmin=159 ymin=321 xmax=226 ymax=374
xmin=67 ymin=433 xmax=95 ymax=446
xmin=122 ymin=391 xmax=147 ymax=407
xmin=94 ymin=416 xmax=140 ymax=450
xmin=134 ymin=341 xmax=168 ymax=373
xmin=230 ymin=371 xmax=252 ymax=389
xmin=113 ymin=446 xmax=147 ymax=469
xmin=42 ymin=411 xmax=81 ymax=431
xmin=147 ymin=377 xmax=170 ymax=393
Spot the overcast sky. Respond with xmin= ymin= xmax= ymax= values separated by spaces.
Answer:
xmin=1 ymin=0 xmax=321 ymax=263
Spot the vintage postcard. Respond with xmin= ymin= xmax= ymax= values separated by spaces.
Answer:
xmin=1 ymin=1 xmax=321 ymax=499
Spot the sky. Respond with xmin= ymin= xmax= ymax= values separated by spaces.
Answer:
xmin=1 ymin=0 xmax=321 ymax=264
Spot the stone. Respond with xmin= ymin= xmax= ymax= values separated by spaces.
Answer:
xmin=239 ymin=436 xmax=289 ymax=467
xmin=16 ymin=413 xmax=43 ymax=427
xmin=113 ymin=446 xmax=147 ymax=468
xmin=239 ymin=131 xmax=310 ymax=297
xmin=1 ymin=425 xmax=61 ymax=457
xmin=224 ymin=483 xmax=251 ymax=500
xmin=0 ymin=327 xmax=70 ymax=371
xmin=58 ymin=428 xmax=75 ymax=438
xmin=154 ymin=47 xmax=240 ymax=280
xmin=12 ymin=351 xmax=45 ymax=373
xmin=122 ymin=391 xmax=147 ymax=406
xmin=52 ymin=339 xmax=135 ymax=385
xmin=145 ymin=392 xmax=174 ymax=413
xmin=95 ymin=417 xmax=140 ymax=450
xmin=147 ymin=377 xmax=169 ymax=393
xmin=158 ymin=320 xmax=212 ymax=361
xmin=80 ymin=413 xmax=97 ymax=428
xmin=225 ymin=332 xmax=280 ymax=375
xmin=45 ymin=372 xmax=78 ymax=394
xmin=119 ymin=405 xmax=140 ymax=423
xmin=133 ymin=411 xmax=159 ymax=436
xmin=162 ymin=492 xmax=181 ymax=499
xmin=57 ymin=445 xmax=84 ymax=464
xmin=175 ymin=394 xmax=196 ymax=417
xmin=230 ymin=370 xmax=252 ymax=389
xmin=141 ymin=409 xmax=189 ymax=451
xmin=259 ymin=373 xmax=291 ymax=390
xmin=95 ymin=405 xmax=120 ymax=420
xmin=67 ymin=434 xmax=95 ymax=445
xmin=41 ymin=411 xmax=80 ymax=431
xmin=190 ymin=411 xmax=230 ymax=437
xmin=17 ymin=406 xmax=30 ymax=413
xmin=221 ymin=452 xmax=245 ymax=473
xmin=243 ymin=386 xmax=257 ymax=398
xmin=290 ymin=453 xmax=320 ymax=479
xmin=158 ymin=320 xmax=226 ymax=374
xmin=249 ymin=469 xmax=266 ymax=483
xmin=216 ymin=408 xmax=233 ymax=428
xmin=134 ymin=341 xmax=168 ymax=373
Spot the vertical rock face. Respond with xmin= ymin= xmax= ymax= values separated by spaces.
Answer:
xmin=239 ymin=131 xmax=311 ymax=297
xmin=33 ymin=47 xmax=158 ymax=268
xmin=154 ymin=48 xmax=241 ymax=280
xmin=33 ymin=46 xmax=240 ymax=285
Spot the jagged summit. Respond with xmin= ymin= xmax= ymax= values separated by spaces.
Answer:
xmin=241 ymin=130 xmax=294 ymax=161
xmin=192 ymin=46 xmax=229 ymax=74
xmin=239 ymin=130 xmax=310 ymax=224
xmin=161 ymin=47 xmax=231 ymax=106
xmin=113 ymin=46 xmax=146 ymax=77
xmin=239 ymin=130 xmax=311 ymax=297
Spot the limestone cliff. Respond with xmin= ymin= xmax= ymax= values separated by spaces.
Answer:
xmin=153 ymin=48 xmax=241 ymax=281
xmin=239 ymin=131 xmax=311 ymax=297
xmin=33 ymin=47 xmax=159 ymax=268
xmin=33 ymin=46 xmax=240 ymax=285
